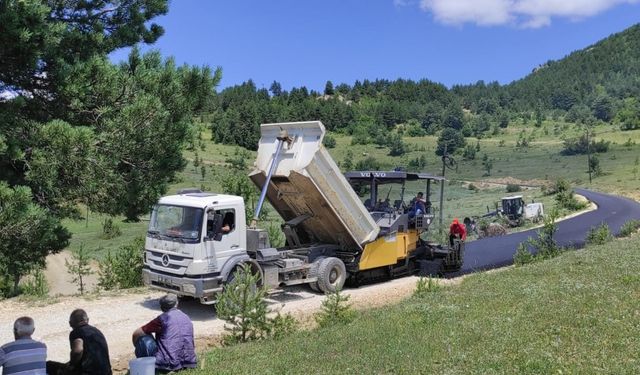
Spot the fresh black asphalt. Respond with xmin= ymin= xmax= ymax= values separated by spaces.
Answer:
xmin=450 ymin=188 xmax=640 ymax=276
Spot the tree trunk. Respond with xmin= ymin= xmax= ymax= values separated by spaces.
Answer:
xmin=12 ymin=273 xmax=21 ymax=296
xmin=125 ymin=208 xmax=140 ymax=223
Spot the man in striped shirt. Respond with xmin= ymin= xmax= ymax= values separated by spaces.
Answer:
xmin=0 ymin=317 xmax=47 ymax=375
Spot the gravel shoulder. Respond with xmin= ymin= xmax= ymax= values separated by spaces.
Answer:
xmin=0 ymin=276 xmax=454 ymax=373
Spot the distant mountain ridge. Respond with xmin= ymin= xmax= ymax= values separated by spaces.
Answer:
xmin=506 ymin=23 xmax=640 ymax=111
xmin=212 ymin=23 xmax=640 ymax=148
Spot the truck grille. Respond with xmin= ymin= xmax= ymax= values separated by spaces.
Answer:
xmin=146 ymin=250 xmax=191 ymax=274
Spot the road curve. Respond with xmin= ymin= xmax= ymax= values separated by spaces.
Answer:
xmin=451 ymin=188 xmax=640 ymax=276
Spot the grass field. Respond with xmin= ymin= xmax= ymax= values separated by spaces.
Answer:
xmin=62 ymin=120 xmax=640 ymax=260
xmin=189 ymin=232 xmax=640 ymax=374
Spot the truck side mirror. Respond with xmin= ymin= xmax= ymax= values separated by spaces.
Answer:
xmin=206 ymin=213 xmax=223 ymax=241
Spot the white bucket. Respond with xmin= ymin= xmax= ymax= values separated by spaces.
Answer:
xmin=129 ymin=356 xmax=156 ymax=375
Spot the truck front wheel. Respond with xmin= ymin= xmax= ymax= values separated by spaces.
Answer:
xmin=316 ymin=257 xmax=347 ymax=293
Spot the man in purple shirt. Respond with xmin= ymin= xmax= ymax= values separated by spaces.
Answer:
xmin=0 ymin=317 xmax=47 ymax=375
xmin=132 ymin=294 xmax=197 ymax=372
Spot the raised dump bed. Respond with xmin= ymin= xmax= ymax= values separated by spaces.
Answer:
xmin=249 ymin=121 xmax=379 ymax=250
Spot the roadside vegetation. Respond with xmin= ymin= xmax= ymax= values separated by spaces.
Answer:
xmin=188 ymin=231 xmax=640 ymax=374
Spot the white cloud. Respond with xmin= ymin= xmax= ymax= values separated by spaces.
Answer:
xmin=419 ymin=0 xmax=640 ymax=28
xmin=420 ymin=0 xmax=513 ymax=26
xmin=0 ymin=90 xmax=17 ymax=101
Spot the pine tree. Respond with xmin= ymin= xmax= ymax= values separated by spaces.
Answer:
xmin=65 ymin=244 xmax=93 ymax=295
xmin=324 ymin=80 xmax=335 ymax=96
xmin=216 ymin=265 xmax=270 ymax=344
xmin=314 ymin=288 xmax=356 ymax=328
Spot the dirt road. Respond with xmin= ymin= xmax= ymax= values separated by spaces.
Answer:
xmin=44 ymin=251 xmax=99 ymax=296
xmin=0 ymin=276 xmax=447 ymax=372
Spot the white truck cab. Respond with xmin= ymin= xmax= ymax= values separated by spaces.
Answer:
xmin=142 ymin=191 xmax=256 ymax=303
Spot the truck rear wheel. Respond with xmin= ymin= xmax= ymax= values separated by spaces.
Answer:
xmin=316 ymin=257 xmax=346 ymax=293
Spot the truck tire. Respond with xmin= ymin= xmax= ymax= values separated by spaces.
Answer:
xmin=223 ymin=265 xmax=258 ymax=295
xmin=308 ymin=282 xmax=320 ymax=292
xmin=316 ymin=257 xmax=346 ymax=293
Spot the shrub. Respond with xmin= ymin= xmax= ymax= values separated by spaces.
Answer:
xmin=463 ymin=144 xmax=476 ymax=160
xmin=586 ymin=223 xmax=613 ymax=246
xmin=468 ymin=183 xmax=478 ymax=191
xmin=436 ymin=128 xmax=466 ymax=156
xmin=482 ymin=154 xmax=493 ymax=176
xmin=513 ymin=243 xmax=535 ymax=266
xmin=556 ymin=190 xmax=585 ymax=211
xmin=97 ymin=251 xmax=118 ymax=291
xmin=561 ymin=134 xmax=610 ymax=155
xmin=414 ymin=277 xmax=440 ymax=297
xmin=351 ymin=128 xmax=370 ymax=146
xmin=529 ymin=210 xmax=560 ymax=259
xmin=323 ymin=134 xmax=336 ymax=149
xmin=408 ymin=155 xmax=427 ymax=170
xmin=619 ymin=219 xmax=640 ymax=237
xmin=20 ymin=268 xmax=49 ymax=298
xmin=477 ymin=219 xmax=489 ymax=234
xmin=589 ymin=155 xmax=602 ymax=177
xmin=101 ymin=217 xmax=122 ymax=239
xmin=387 ymin=133 xmax=406 ymax=156
xmin=315 ymin=288 xmax=356 ymax=328
xmin=268 ymin=312 xmax=298 ymax=340
xmin=342 ymin=150 xmax=354 ymax=171
xmin=217 ymin=265 xmax=270 ymax=345
xmin=552 ymin=179 xmax=586 ymax=211
xmin=225 ymin=148 xmax=251 ymax=170
xmin=506 ymin=184 xmax=521 ymax=193
xmin=543 ymin=179 xmax=570 ymax=196
xmin=97 ymin=237 xmax=144 ymax=290
xmin=114 ymin=237 xmax=144 ymax=288
xmin=355 ymin=156 xmax=381 ymax=171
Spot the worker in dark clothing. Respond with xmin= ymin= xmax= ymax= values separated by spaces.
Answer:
xmin=47 ymin=309 xmax=112 ymax=375
xmin=408 ymin=192 xmax=426 ymax=218
xmin=221 ymin=212 xmax=234 ymax=234
xmin=449 ymin=218 xmax=467 ymax=246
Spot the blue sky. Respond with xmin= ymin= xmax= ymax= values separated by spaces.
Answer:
xmin=110 ymin=0 xmax=640 ymax=92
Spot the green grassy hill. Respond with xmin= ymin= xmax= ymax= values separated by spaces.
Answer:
xmin=190 ymin=232 xmax=640 ymax=374
xmin=506 ymin=23 xmax=640 ymax=111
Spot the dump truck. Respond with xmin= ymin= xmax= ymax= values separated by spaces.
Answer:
xmin=142 ymin=121 xmax=462 ymax=304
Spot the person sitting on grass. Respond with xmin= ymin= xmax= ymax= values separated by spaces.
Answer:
xmin=132 ymin=294 xmax=197 ymax=372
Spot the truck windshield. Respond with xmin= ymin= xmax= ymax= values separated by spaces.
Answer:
xmin=148 ymin=205 xmax=204 ymax=241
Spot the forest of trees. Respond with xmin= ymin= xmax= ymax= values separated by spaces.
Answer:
xmin=210 ymin=24 xmax=640 ymax=151
xmin=0 ymin=0 xmax=218 ymax=294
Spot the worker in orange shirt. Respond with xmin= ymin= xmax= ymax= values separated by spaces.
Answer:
xmin=449 ymin=218 xmax=467 ymax=246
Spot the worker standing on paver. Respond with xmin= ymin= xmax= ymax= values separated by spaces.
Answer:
xmin=449 ymin=218 xmax=467 ymax=246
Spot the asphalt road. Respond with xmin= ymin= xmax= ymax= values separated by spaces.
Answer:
xmin=452 ymin=188 xmax=640 ymax=276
